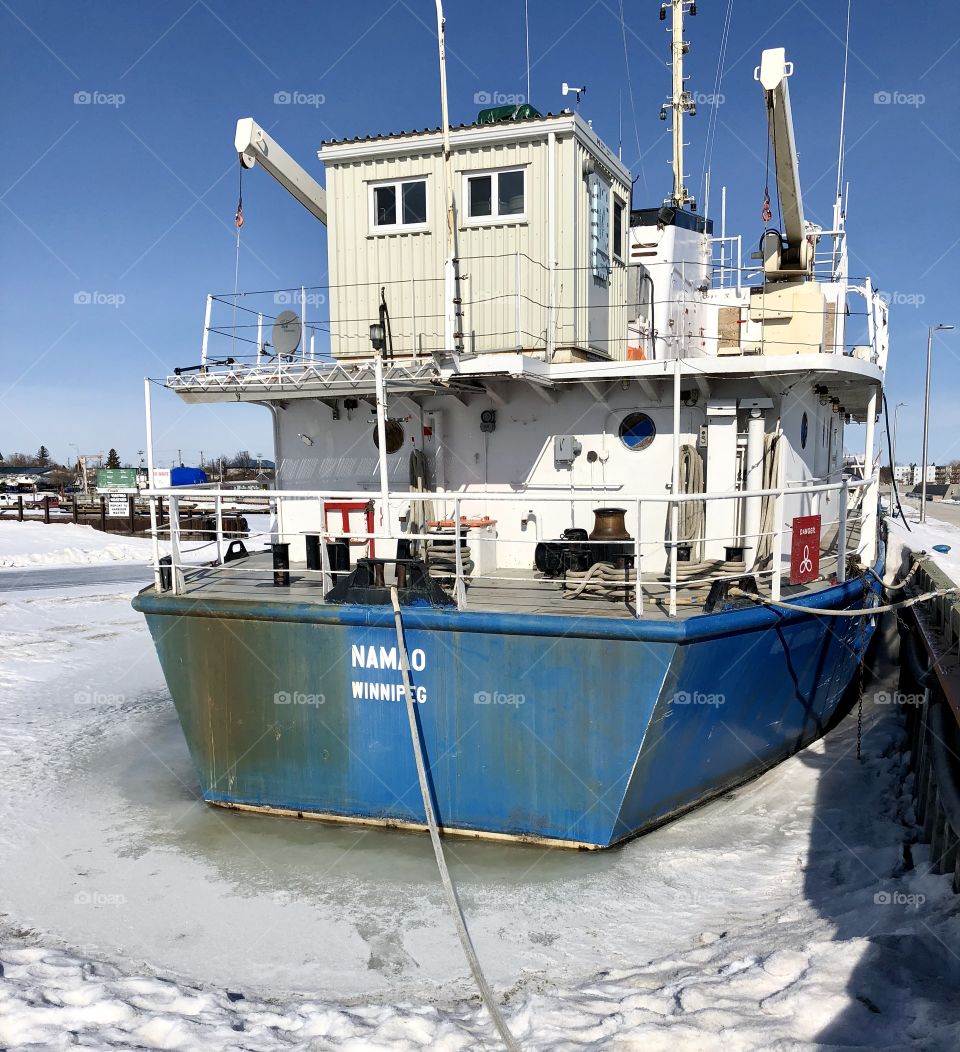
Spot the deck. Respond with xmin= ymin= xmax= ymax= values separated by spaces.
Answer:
xmin=170 ymin=547 xmax=853 ymax=622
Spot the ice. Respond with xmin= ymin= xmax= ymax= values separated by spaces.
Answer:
xmin=0 ymin=563 xmax=958 ymax=1048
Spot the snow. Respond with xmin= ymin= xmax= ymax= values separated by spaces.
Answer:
xmin=1 ymin=566 xmax=959 ymax=1048
xmin=0 ymin=521 xmax=221 ymax=570
xmin=885 ymin=504 xmax=960 ymax=582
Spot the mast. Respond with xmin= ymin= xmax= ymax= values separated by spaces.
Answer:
xmin=661 ymin=1 xmax=697 ymax=209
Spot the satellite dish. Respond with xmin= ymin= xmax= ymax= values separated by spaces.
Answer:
xmin=272 ymin=310 xmax=302 ymax=358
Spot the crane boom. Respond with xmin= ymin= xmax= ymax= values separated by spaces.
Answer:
xmin=234 ymin=117 xmax=327 ymax=225
xmin=756 ymin=48 xmax=814 ymax=276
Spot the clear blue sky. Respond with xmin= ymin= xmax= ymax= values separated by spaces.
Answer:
xmin=2 ymin=0 xmax=958 ymax=469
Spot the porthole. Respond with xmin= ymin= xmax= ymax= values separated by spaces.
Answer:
xmin=801 ymin=411 xmax=809 ymax=449
xmin=373 ymin=419 xmax=405 ymax=454
xmin=618 ymin=412 xmax=656 ymax=451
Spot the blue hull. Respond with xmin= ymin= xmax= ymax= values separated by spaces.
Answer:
xmin=133 ymin=563 xmax=881 ymax=848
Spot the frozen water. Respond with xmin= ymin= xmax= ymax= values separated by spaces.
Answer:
xmin=0 ymin=531 xmax=959 ymax=1048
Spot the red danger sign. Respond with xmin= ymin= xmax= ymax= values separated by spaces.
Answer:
xmin=790 ymin=515 xmax=821 ymax=585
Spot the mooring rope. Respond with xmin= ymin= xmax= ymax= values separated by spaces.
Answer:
xmin=730 ymin=585 xmax=957 ymax=617
xmin=389 ymin=587 xmax=521 ymax=1052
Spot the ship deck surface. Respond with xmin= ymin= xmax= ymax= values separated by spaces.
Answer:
xmin=172 ymin=549 xmax=848 ymax=622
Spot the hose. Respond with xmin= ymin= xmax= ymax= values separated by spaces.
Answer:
xmin=389 ymin=588 xmax=520 ymax=1052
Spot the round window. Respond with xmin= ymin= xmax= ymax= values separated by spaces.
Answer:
xmin=801 ymin=412 xmax=809 ymax=449
xmin=618 ymin=412 xmax=656 ymax=451
xmin=373 ymin=419 xmax=405 ymax=454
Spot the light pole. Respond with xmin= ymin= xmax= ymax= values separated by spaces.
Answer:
xmin=921 ymin=324 xmax=954 ymax=522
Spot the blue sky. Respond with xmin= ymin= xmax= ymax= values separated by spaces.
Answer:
xmin=1 ymin=0 xmax=958 ymax=469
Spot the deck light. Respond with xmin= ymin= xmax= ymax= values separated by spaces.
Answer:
xmin=816 ymin=385 xmax=829 ymax=405
xmin=369 ymin=322 xmax=386 ymax=351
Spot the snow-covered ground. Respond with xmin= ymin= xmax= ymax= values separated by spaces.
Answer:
xmin=0 ymin=521 xmax=222 ymax=571
xmin=885 ymin=502 xmax=960 ymax=582
xmin=0 ymin=555 xmax=958 ymax=1048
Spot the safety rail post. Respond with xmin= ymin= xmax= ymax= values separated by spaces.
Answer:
xmin=149 ymin=495 xmax=161 ymax=592
xmin=214 ymin=492 xmax=224 ymax=564
xmin=454 ymin=498 xmax=466 ymax=609
xmin=169 ymin=495 xmax=182 ymax=595
xmin=200 ymin=294 xmax=213 ymax=369
xmin=837 ymin=479 xmax=849 ymax=584
xmin=319 ymin=530 xmax=332 ymax=594
xmin=771 ymin=485 xmax=786 ymax=601
xmin=634 ymin=498 xmax=643 ymax=618
xmin=669 ymin=499 xmax=679 ymax=618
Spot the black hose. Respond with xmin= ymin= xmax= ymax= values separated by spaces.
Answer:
xmin=883 ymin=392 xmax=910 ymax=531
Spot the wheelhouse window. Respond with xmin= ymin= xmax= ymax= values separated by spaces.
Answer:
xmin=465 ymin=168 xmax=526 ymax=223
xmin=370 ymin=178 xmax=428 ymax=232
xmin=612 ymin=196 xmax=625 ymax=261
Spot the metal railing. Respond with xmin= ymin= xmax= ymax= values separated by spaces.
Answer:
xmin=145 ymin=476 xmax=873 ymax=620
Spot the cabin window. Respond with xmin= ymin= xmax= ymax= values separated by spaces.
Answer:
xmin=612 ymin=196 xmax=625 ymax=261
xmin=370 ymin=178 xmax=428 ymax=232
xmin=465 ymin=168 xmax=525 ymax=223
xmin=618 ymin=412 xmax=656 ymax=451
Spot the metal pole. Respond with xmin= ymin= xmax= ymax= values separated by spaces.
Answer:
xmin=921 ymin=327 xmax=932 ymax=522
xmin=862 ymin=390 xmax=878 ymax=565
xmin=301 ymin=285 xmax=308 ymax=361
xmin=634 ymin=497 xmax=643 ymax=618
xmin=169 ymin=495 xmax=182 ymax=595
xmin=200 ymin=294 xmax=213 ymax=368
xmin=256 ymin=312 xmax=263 ymax=366
xmin=837 ymin=478 xmax=848 ymax=583
xmin=771 ymin=432 xmax=786 ymax=600
xmin=373 ymin=352 xmax=391 ymax=540
xmin=144 ymin=377 xmax=161 ymax=591
xmin=214 ymin=492 xmax=224 ymax=564
xmin=454 ymin=497 xmax=465 ymax=609
xmin=669 ymin=355 xmax=681 ymax=617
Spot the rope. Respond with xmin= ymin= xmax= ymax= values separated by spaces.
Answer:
xmin=730 ymin=586 xmax=957 ymax=617
xmin=563 ymin=560 xmax=636 ymax=601
xmin=389 ymin=588 xmax=520 ymax=1052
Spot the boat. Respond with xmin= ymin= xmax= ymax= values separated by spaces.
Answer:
xmin=133 ymin=3 xmax=886 ymax=849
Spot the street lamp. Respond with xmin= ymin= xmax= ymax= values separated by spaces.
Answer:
xmin=921 ymin=324 xmax=955 ymax=522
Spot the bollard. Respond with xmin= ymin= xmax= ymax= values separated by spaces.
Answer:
xmin=158 ymin=555 xmax=172 ymax=592
xmin=272 ymin=542 xmax=291 ymax=587
xmin=99 ymin=496 xmax=107 ymax=533
xmin=305 ymin=533 xmax=321 ymax=573
xmin=43 ymin=495 xmax=51 ymax=524
xmin=128 ymin=495 xmax=136 ymax=535
xmin=17 ymin=495 xmax=23 ymax=522
xmin=72 ymin=496 xmax=79 ymax=524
